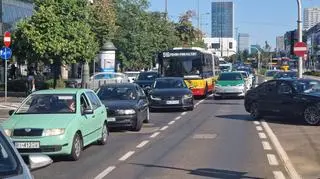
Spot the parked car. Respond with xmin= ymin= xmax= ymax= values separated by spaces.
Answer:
xmin=244 ymin=79 xmax=320 ymax=125
xmin=135 ymin=71 xmax=160 ymax=93
xmin=264 ymin=70 xmax=280 ymax=82
xmin=2 ymin=89 xmax=108 ymax=161
xmin=0 ymin=127 xmax=53 ymax=179
xmin=148 ymin=77 xmax=194 ymax=111
xmin=96 ymin=83 xmax=149 ymax=131
xmin=214 ymin=72 xmax=246 ymax=99
xmin=273 ymin=71 xmax=297 ymax=80
xmin=124 ymin=71 xmax=140 ymax=83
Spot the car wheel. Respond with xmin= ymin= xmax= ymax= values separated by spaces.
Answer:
xmin=250 ymin=102 xmax=261 ymax=120
xmin=304 ymin=105 xmax=320 ymax=126
xmin=98 ymin=123 xmax=108 ymax=145
xmin=70 ymin=133 xmax=82 ymax=161
xmin=132 ymin=118 xmax=142 ymax=132
xmin=203 ymin=85 xmax=208 ymax=98
xmin=187 ymin=105 xmax=194 ymax=111
xmin=143 ymin=108 xmax=150 ymax=123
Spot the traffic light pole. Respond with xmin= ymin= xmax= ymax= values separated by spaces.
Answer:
xmin=297 ymin=0 xmax=303 ymax=78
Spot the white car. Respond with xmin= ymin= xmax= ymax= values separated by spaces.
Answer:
xmin=237 ymin=71 xmax=253 ymax=90
xmin=124 ymin=71 xmax=140 ymax=83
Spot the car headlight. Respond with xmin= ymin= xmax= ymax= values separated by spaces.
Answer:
xmin=117 ymin=109 xmax=136 ymax=115
xmin=183 ymin=94 xmax=193 ymax=99
xmin=42 ymin=128 xmax=65 ymax=136
xmin=150 ymin=95 xmax=161 ymax=101
xmin=4 ymin=129 xmax=12 ymax=137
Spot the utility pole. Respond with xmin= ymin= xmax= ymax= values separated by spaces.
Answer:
xmin=220 ymin=1 xmax=223 ymax=57
xmin=197 ymin=0 xmax=200 ymax=30
xmin=165 ymin=0 xmax=168 ymax=19
xmin=296 ymin=0 xmax=303 ymax=78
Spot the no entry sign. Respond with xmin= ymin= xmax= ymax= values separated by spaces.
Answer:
xmin=3 ymin=31 xmax=11 ymax=48
xmin=293 ymin=42 xmax=307 ymax=57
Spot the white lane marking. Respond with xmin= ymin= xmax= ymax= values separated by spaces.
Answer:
xmin=119 ymin=151 xmax=135 ymax=161
xmin=199 ymin=99 xmax=204 ymax=103
xmin=267 ymin=154 xmax=279 ymax=166
xmin=160 ymin=126 xmax=169 ymax=131
xmin=273 ymin=171 xmax=286 ymax=179
xmin=175 ymin=116 xmax=181 ymax=120
xmin=258 ymin=132 xmax=267 ymax=139
xmin=256 ymin=126 xmax=263 ymax=131
xmin=262 ymin=120 xmax=301 ymax=179
xmin=209 ymin=94 xmax=213 ymax=97
xmin=94 ymin=166 xmax=116 ymax=179
xmin=150 ymin=132 xmax=160 ymax=138
xmin=254 ymin=121 xmax=260 ymax=125
xmin=136 ymin=140 xmax=149 ymax=148
xmin=0 ymin=104 xmax=17 ymax=110
xmin=168 ymin=121 xmax=175 ymax=125
xmin=181 ymin=112 xmax=187 ymax=116
xmin=195 ymin=102 xmax=201 ymax=105
xmin=262 ymin=141 xmax=272 ymax=150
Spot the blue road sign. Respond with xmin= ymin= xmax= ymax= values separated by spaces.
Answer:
xmin=0 ymin=47 xmax=12 ymax=60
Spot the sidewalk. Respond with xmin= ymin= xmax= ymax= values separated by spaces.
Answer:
xmin=0 ymin=91 xmax=26 ymax=98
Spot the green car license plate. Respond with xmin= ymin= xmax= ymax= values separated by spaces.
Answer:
xmin=15 ymin=141 xmax=40 ymax=149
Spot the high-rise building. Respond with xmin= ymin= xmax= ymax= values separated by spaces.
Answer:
xmin=304 ymin=7 xmax=320 ymax=30
xmin=238 ymin=33 xmax=250 ymax=52
xmin=0 ymin=0 xmax=33 ymax=35
xmin=211 ymin=1 xmax=234 ymax=38
xmin=276 ymin=36 xmax=285 ymax=52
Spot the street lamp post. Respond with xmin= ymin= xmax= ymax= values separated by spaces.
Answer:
xmin=297 ymin=0 xmax=303 ymax=78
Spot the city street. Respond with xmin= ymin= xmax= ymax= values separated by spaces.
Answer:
xmin=6 ymin=96 xmax=287 ymax=179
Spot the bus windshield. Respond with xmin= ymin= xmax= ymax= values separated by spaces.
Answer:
xmin=163 ymin=57 xmax=202 ymax=77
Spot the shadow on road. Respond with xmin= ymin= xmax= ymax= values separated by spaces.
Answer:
xmin=150 ymin=108 xmax=186 ymax=113
xmin=216 ymin=114 xmax=308 ymax=126
xmin=130 ymin=163 xmax=263 ymax=179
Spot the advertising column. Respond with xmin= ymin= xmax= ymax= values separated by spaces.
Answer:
xmin=99 ymin=41 xmax=117 ymax=72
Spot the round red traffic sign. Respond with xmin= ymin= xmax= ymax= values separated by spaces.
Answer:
xmin=293 ymin=42 xmax=307 ymax=57
xmin=3 ymin=31 xmax=11 ymax=48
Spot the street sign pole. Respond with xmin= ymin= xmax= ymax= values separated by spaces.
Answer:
xmin=4 ymin=48 xmax=7 ymax=103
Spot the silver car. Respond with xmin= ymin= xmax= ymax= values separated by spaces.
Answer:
xmin=0 ymin=127 xmax=52 ymax=179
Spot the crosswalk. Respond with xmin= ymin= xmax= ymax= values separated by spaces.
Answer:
xmin=0 ymin=103 xmax=21 ymax=110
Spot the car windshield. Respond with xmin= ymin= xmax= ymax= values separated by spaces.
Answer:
xmin=137 ymin=73 xmax=158 ymax=80
xmin=15 ymin=94 xmax=76 ymax=114
xmin=274 ymin=72 xmax=297 ymax=79
xmin=292 ymin=80 xmax=320 ymax=94
xmin=220 ymin=66 xmax=231 ymax=71
xmin=97 ymin=86 xmax=137 ymax=100
xmin=154 ymin=79 xmax=186 ymax=89
xmin=218 ymin=73 xmax=243 ymax=81
xmin=125 ymin=72 xmax=139 ymax=78
xmin=0 ymin=132 xmax=20 ymax=177
xmin=266 ymin=71 xmax=278 ymax=77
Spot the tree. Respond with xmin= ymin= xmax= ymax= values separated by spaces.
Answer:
xmin=13 ymin=0 xmax=99 ymax=87
xmin=89 ymin=0 xmax=118 ymax=46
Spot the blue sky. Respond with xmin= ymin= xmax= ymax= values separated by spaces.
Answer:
xmin=148 ymin=0 xmax=319 ymax=48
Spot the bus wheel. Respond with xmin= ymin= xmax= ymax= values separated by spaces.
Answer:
xmin=203 ymin=84 xmax=208 ymax=98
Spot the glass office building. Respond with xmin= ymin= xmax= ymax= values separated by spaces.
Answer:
xmin=211 ymin=1 xmax=234 ymax=38
xmin=0 ymin=0 xmax=33 ymax=34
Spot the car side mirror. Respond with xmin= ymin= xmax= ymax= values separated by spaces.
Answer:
xmin=29 ymin=154 xmax=52 ymax=171
xmin=8 ymin=110 xmax=15 ymax=116
xmin=83 ymin=109 xmax=94 ymax=115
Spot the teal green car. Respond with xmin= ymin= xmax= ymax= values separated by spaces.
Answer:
xmin=2 ymin=89 xmax=108 ymax=161
xmin=214 ymin=72 xmax=246 ymax=99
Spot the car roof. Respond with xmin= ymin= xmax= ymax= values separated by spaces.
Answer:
xmin=156 ymin=77 xmax=183 ymax=80
xmin=221 ymin=72 xmax=242 ymax=74
xmin=235 ymin=71 xmax=248 ymax=74
xmin=33 ymin=88 xmax=90 ymax=95
xmin=99 ymin=83 xmax=137 ymax=88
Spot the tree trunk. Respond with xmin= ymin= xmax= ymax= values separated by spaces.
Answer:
xmin=81 ymin=61 xmax=90 ymax=88
xmin=53 ymin=61 xmax=61 ymax=89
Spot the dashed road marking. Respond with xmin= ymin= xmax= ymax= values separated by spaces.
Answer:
xmin=261 ymin=120 xmax=301 ymax=179
xmin=136 ymin=140 xmax=149 ymax=148
xmin=267 ymin=154 xmax=279 ymax=166
xmin=256 ymin=126 xmax=263 ymax=131
xmin=175 ymin=116 xmax=181 ymax=120
xmin=150 ymin=132 xmax=160 ymax=138
xmin=273 ymin=171 xmax=286 ymax=179
xmin=193 ymin=134 xmax=217 ymax=139
xmin=94 ymin=166 xmax=116 ymax=179
xmin=168 ymin=121 xmax=175 ymax=125
xmin=262 ymin=141 xmax=272 ymax=150
xmin=254 ymin=121 xmax=260 ymax=125
xmin=181 ymin=112 xmax=187 ymax=116
xmin=119 ymin=151 xmax=135 ymax=161
xmin=160 ymin=126 xmax=169 ymax=131
xmin=258 ymin=132 xmax=267 ymax=139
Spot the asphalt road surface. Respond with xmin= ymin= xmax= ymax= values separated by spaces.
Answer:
xmin=26 ymin=96 xmax=289 ymax=179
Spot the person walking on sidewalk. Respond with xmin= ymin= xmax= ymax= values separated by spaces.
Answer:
xmin=26 ymin=67 xmax=36 ymax=95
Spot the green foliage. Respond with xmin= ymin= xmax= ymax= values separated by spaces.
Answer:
xmin=13 ymin=0 xmax=99 ymax=66
xmin=45 ymin=79 xmax=66 ymax=89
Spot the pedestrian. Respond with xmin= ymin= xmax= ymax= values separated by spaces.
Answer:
xmin=26 ymin=67 xmax=35 ymax=95
xmin=10 ymin=64 xmax=16 ymax=79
